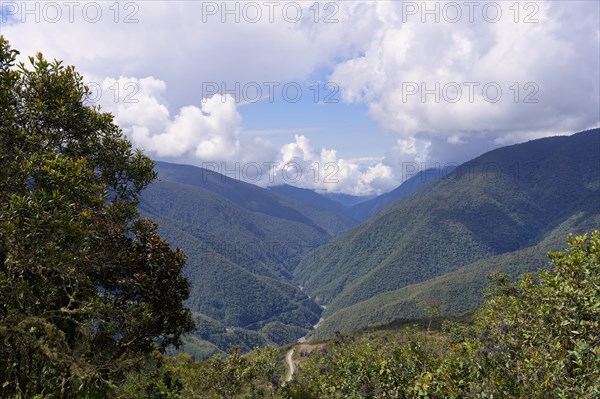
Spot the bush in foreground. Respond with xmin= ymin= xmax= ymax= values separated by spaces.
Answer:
xmin=120 ymin=231 xmax=598 ymax=398
xmin=284 ymin=231 xmax=599 ymax=398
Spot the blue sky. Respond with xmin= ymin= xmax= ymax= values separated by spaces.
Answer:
xmin=1 ymin=1 xmax=599 ymax=194
xmin=237 ymin=84 xmax=393 ymax=159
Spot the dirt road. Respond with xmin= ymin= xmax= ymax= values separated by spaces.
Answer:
xmin=285 ymin=349 xmax=295 ymax=382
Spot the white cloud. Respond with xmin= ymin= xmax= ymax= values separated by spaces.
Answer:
xmin=331 ymin=0 xmax=600 ymax=162
xmin=263 ymin=135 xmax=398 ymax=195
xmin=82 ymin=75 xmax=396 ymax=195
xmin=447 ymin=135 xmax=466 ymax=145
xmin=80 ymin=72 xmax=411 ymax=195
xmin=2 ymin=1 xmax=379 ymax=109
xmin=93 ymin=76 xmax=275 ymax=164
xmin=3 ymin=0 xmax=598 ymax=194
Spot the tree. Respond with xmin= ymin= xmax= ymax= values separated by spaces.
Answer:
xmin=0 ymin=36 xmax=194 ymax=398
xmin=284 ymin=231 xmax=599 ymax=398
xmin=470 ymin=231 xmax=600 ymax=398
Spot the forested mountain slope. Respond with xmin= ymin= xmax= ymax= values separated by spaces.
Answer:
xmin=311 ymin=203 xmax=600 ymax=339
xmin=268 ymin=184 xmax=358 ymax=235
xmin=139 ymin=162 xmax=361 ymax=354
xmin=295 ymin=129 xmax=600 ymax=330
xmin=349 ymin=167 xmax=453 ymax=221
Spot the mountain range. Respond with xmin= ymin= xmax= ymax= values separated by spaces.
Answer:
xmin=295 ymin=129 xmax=600 ymax=338
xmin=348 ymin=167 xmax=455 ymax=221
xmin=139 ymin=161 xmax=360 ymax=357
xmin=139 ymin=128 xmax=599 ymax=356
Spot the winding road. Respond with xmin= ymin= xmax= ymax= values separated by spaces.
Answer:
xmin=285 ymin=349 xmax=295 ymax=382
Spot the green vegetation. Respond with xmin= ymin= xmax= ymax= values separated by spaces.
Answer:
xmin=167 ymin=314 xmax=314 ymax=361
xmin=349 ymin=167 xmax=449 ymax=221
xmin=137 ymin=157 xmax=364 ymax=353
xmin=118 ymin=231 xmax=600 ymax=398
xmin=268 ymin=184 xmax=358 ymax=236
xmin=296 ymin=129 xmax=600 ymax=328
xmin=120 ymin=346 xmax=284 ymax=399
xmin=2 ymin=37 xmax=598 ymax=398
xmin=259 ymin=322 xmax=311 ymax=346
xmin=312 ymin=208 xmax=600 ymax=339
xmin=139 ymin=174 xmax=328 ymax=354
xmin=286 ymin=233 xmax=599 ymax=398
xmin=0 ymin=37 xmax=193 ymax=397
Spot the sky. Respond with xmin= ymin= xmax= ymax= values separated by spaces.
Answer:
xmin=1 ymin=0 xmax=599 ymax=195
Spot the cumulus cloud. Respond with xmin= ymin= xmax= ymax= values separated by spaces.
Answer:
xmin=83 ymin=75 xmax=394 ymax=194
xmin=93 ymin=76 xmax=276 ymax=164
xmin=263 ymin=135 xmax=398 ymax=195
xmin=2 ymin=1 xmax=379 ymax=109
xmin=331 ymin=0 xmax=600 ymax=163
xmin=87 ymin=76 xmax=399 ymax=195
xmin=3 ymin=0 xmax=598 ymax=194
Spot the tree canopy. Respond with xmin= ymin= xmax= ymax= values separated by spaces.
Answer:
xmin=282 ymin=231 xmax=600 ymax=398
xmin=114 ymin=231 xmax=600 ymax=398
xmin=0 ymin=36 xmax=193 ymax=397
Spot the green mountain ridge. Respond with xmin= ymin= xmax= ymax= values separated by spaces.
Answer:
xmin=139 ymin=161 xmax=363 ymax=357
xmin=349 ymin=167 xmax=454 ymax=221
xmin=295 ymin=129 xmax=600 ymax=337
xmin=311 ymin=205 xmax=600 ymax=339
xmin=138 ymin=129 xmax=599 ymax=352
xmin=268 ymin=184 xmax=358 ymax=236
xmin=153 ymin=162 xmax=323 ymax=229
xmin=141 ymin=179 xmax=328 ymax=276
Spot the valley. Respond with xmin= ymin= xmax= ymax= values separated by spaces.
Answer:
xmin=2 ymin=7 xmax=598 ymax=395
xmin=139 ymin=129 xmax=600 ymax=357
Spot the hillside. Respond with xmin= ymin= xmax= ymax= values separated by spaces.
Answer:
xmin=295 ymin=129 xmax=600 ymax=334
xmin=311 ymin=205 xmax=600 ymax=339
xmin=268 ymin=184 xmax=358 ymax=235
xmin=349 ymin=167 xmax=453 ymax=221
xmin=138 ymin=130 xmax=599 ymax=350
xmin=127 ymin=230 xmax=599 ymax=398
xmin=153 ymin=162 xmax=324 ymax=235
xmin=139 ymin=162 xmax=362 ymax=354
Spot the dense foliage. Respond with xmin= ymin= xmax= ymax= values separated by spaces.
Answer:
xmin=0 ymin=37 xmax=193 ymax=397
xmin=268 ymin=184 xmax=358 ymax=236
xmin=120 ymin=347 xmax=283 ymax=399
xmin=168 ymin=315 xmax=316 ymax=361
xmin=285 ymin=231 xmax=599 ymax=398
xmin=296 ymin=129 xmax=600 ymax=327
xmin=313 ymin=209 xmax=600 ymax=339
xmin=2 ymin=36 xmax=598 ymax=398
xmin=132 ymin=231 xmax=598 ymax=398
xmin=139 ymin=163 xmax=338 ymax=352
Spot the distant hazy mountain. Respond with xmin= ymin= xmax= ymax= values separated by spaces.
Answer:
xmin=295 ymin=129 xmax=600 ymax=338
xmin=268 ymin=184 xmax=349 ymax=214
xmin=268 ymin=184 xmax=358 ymax=236
xmin=322 ymin=192 xmax=378 ymax=207
xmin=349 ymin=167 xmax=455 ymax=221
